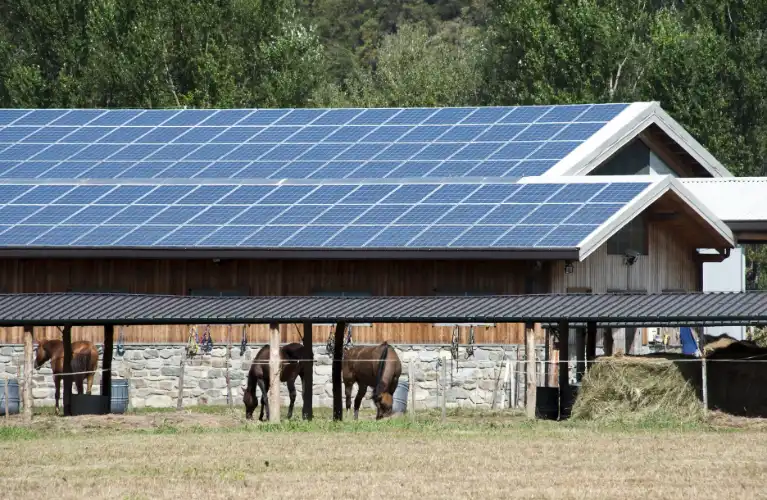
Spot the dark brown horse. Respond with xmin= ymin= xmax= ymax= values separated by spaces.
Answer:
xmin=243 ymin=342 xmax=310 ymax=421
xmin=343 ymin=342 xmax=402 ymax=420
xmin=35 ymin=339 xmax=99 ymax=415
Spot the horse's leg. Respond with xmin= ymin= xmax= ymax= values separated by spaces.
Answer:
xmin=286 ymin=377 xmax=297 ymax=420
xmin=86 ymin=372 xmax=94 ymax=395
xmin=75 ymin=376 xmax=84 ymax=395
xmin=257 ymin=378 xmax=268 ymax=422
xmin=353 ymin=384 xmax=367 ymax=421
xmin=344 ymin=381 xmax=353 ymax=415
xmin=54 ymin=374 xmax=61 ymax=416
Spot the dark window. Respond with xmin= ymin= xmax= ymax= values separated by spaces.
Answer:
xmin=607 ymin=217 xmax=647 ymax=255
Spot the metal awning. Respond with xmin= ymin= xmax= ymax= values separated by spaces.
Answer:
xmin=0 ymin=291 xmax=765 ymax=327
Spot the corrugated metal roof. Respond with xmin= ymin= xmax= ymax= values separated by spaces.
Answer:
xmin=681 ymin=178 xmax=767 ymax=222
xmin=0 ymin=292 xmax=765 ymax=327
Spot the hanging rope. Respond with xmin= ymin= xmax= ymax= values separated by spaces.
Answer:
xmin=326 ymin=324 xmax=353 ymax=355
xmin=344 ymin=325 xmax=354 ymax=349
xmin=116 ymin=326 xmax=126 ymax=356
xmin=186 ymin=326 xmax=199 ymax=358
xmin=450 ymin=325 xmax=460 ymax=370
xmin=240 ymin=325 xmax=248 ymax=357
xmin=200 ymin=324 xmax=214 ymax=355
xmin=465 ymin=325 xmax=476 ymax=360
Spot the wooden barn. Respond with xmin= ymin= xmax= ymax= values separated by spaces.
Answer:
xmin=0 ymin=102 xmax=754 ymax=353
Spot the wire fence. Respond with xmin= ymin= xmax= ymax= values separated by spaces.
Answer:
xmin=3 ymin=347 xmax=767 ymax=420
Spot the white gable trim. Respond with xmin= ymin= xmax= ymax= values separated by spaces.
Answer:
xmin=543 ymin=102 xmax=733 ymax=179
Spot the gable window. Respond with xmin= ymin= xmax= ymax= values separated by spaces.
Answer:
xmin=606 ymin=217 xmax=647 ymax=255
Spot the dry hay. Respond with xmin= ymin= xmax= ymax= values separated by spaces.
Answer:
xmin=571 ymin=353 xmax=704 ymax=423
xmin=573 ymin=339 xmax=767 ymax=421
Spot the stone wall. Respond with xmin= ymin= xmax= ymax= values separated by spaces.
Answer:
xmin=0 ymin=343 xmax=551 ymax=411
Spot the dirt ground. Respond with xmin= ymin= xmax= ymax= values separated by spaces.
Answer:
xmin=2 ymin=408 xmax=767 ymax=500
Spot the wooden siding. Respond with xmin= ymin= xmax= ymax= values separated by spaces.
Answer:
xmin=550 ymin=221 xmax=699 ymax=293
xmin=0 ymin=259 xmax=547 ymax=345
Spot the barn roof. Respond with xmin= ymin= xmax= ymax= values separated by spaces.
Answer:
xmin=0 ymin=104 xmax=734 ymax=258
xmin=0 ymin=291 xmax=764 ymax=327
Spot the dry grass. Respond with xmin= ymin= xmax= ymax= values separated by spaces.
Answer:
xmin=1 ymin=408 xmax=767 ymax=499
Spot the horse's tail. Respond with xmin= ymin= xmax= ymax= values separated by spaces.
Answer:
xmin=373 ymin=342 xmax=389 ymax=401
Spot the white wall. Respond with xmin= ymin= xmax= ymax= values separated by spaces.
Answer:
xmin=702 ymin=247 xmax=746 ymax=339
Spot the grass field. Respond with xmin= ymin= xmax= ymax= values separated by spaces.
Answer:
xmin=2 ymin=407 xmax=766 ymax=499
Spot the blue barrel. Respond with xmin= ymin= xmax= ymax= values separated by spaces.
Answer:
xmin=392 ymin=377 xmax=409 ymax=414
xmin=110 ymin=379 xmax=129 ymax=414
xmin=0 ymin=379 xmax=20 ymax=415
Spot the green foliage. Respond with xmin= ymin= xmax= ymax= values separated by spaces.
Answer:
xmin=0 ymin=0 xmax=326 ymax=108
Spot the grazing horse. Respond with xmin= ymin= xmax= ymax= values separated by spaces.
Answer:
xmin=35 ymin=339 xmax=99 ymax=415
xmin=243 ymin=342 xmax=309 ymax=421
xmin=343 ymin=342 xmax=402 ymax=420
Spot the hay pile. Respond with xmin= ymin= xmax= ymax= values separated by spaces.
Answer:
xmin=572 ymin=339 xmax=767 ymax=422
xmin=571 ymin=353 xmax=704 ymax=423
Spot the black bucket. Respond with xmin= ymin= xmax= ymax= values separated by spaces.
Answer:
xmin=559 ymin=385 xmax=580 ymax=420
xmin=70 ymin=394 xmax=110 ymax=416
xmin=535 ymin=387 xmax=559 ymax=420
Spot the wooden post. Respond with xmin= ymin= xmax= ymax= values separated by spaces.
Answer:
xmin=302 ymin=322 xmax=313 ymax=421
xmin=62 ymin=325 xmax=73 ymax=417
xmin=127 ymin=367 xmax=133 ymax=412
xmin=543 ymin=329 xmax=551 ymax=387
xmin=525 ymin=323 xmax=536 ymax=419
xmin=23 ymin=325 xmax=33 ymax=421
xmin=332 ymin=321 xmax=346 ymax=421
xmin=441 ymin=358 xmax=446 ymax=422
xmin=176 ymin=351 xmax=186 ymax=411
xmin=698 ymin=330 xmax=708 ymax=411
xmin=604 ymin=328 xmax=614 ymax=356
xmin=558 ymin=321 xmax=570 ymax=420
xmin=408 ymin=360 xmax=415 ymax=422
xmin=269 ymin=322 xmax=281 ymax=423
xmin=226 ymin=326 xmax=232 ymax=409
xmin=4 ymin=377 xmax=9 ymax=418
xmin=586 ymin=322 xmax=597 ymax=371
xmin=102 ymin=325 xmax=114 ymax=413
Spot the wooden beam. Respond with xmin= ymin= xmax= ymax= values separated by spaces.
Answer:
xmin=302 ymin=322 xmax=313 ymax=421
xmin=525 ymin=323 xmax=536 ymax=419
xmin=586 ymin=322 xmax=597 ymax=371
xmin=603 ymin=328 xmax=614 ymax=356
xmin=62 ymin=325 xmax=73 ymax=417
xmin=332 ymin=321 xmax=346 ymax=421
xmin=23 ymin=325 xmax=33 ymax=422
xmin=268 ymin=322 xmax=281 ymax=423
xmin=558 ymin=321 xmax=569 ymax=420
xmin=575 ymin=328 xmax=586 ymax=383
xmin=102 ymin=325 xmax=114 ymax=413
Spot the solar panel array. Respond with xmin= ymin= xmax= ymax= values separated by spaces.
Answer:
xmin=0 ymin=104 xmax=628 ymax=181
xmin=0 ymin=180 xmax=651 ymax=248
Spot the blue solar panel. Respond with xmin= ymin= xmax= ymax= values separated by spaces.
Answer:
xmin=120 ymin=162 xmax=174 ymax=178
xmin=408 ymin=226 xmax=466 ymax=246
xmin=450 ymin=226 xmax=511 ymax=247
xmin=469 ymin=161 xmax=517 ymax=177
xmin=428 ymin=161 xmax=476 ymax=178
xmin=0 ymin=105 xmax=630 ymax=181
xmin=522 ymin=204 xmax=581 ymax=224
xmin=23 ymin=205 xmax=81 ymax=224
xmin=397 ymin=205 xmax=452 ymax=224
xmin=42 ymin=162 xmax=97 ymax=179
xmin=325 ymin=226 xmax=384 ymax=247
xmin=0 ymin=178 xmax=651 ymax=249
xmin=536 ymin=224 xmax=598 ymax=247
xmin=157 ymin=226 xmax=217 ymax=246
xmin=199 ymin=226 xmax=260 ymax=246
xmin=117 ymin=226 xmax=176 ymax=246
xmin=3 ymin=162 xmax=54 ymax=178
xmin=0 ymin=205 xmax=40 ymax=223
xmin=388 ymin=161 xmax=437 ymax=178
xmin=592 ymin=182 xmax=650 ymax=202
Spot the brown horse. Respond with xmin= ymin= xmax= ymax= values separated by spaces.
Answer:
xmin=35 ymin=339 xmax=99 ymax=415
xmin=243 ymin=342 xmax=310 ymax=421
xmin=343 ymin=342 xmax=402 ymax=420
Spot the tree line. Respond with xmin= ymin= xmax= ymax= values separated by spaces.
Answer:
xmin=0 ymin=0 xmax=764 ymax=287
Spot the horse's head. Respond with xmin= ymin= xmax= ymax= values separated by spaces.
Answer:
xmin=242 ymin=386 xmax=258 ymax=420
xmin=373 ymin=392 xmax=394 ymax=420
xmin=34 ymin=341 xmax=50 ymax=370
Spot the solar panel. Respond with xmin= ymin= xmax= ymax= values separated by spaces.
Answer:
xmin=0 ymin=179 xmax=652 ymax=250
xmin=0 ymin=104 xmax=627 ymax=181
